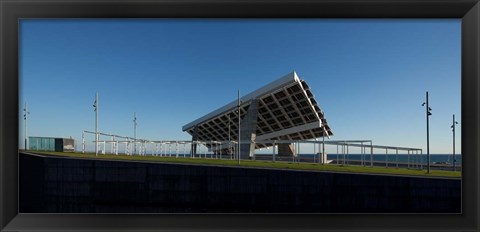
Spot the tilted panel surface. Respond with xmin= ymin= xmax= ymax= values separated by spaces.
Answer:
xmin=182 ymin=72 xmax=333 ymax=151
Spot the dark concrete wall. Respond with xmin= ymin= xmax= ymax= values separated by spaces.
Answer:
xmin=19 ymin=153 xmax=460 ymax=213
xmin=278 ymin=143 xmax=295 ymax=156
xmin=240 ymin=99 xmax=258 ymax=159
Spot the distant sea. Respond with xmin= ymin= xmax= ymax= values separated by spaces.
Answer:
xmin=253 ymin=153 xmax=462 ymax=166
xmin=320 ymin=154 xmax=461 ymax=165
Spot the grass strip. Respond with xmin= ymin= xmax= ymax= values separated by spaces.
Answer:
xmin=29 ymin=151 xmax=461 ymax=178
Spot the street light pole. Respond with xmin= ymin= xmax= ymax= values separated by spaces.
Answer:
xmin=422 ymin=91 xmax=432 ymax=174
xmin=134 ymin=112 xmax=137 ymax=155
xmin=228 ymin=113 xmax=231 ymax=159
xmin=451 ymin=114 xmax=458 ymax=171
xmin=94 ymin=92 xmax=98 ymax=156
xmin=237 ymin=90 xmax=241 ymax=165
xmin=23 ymin=102 xmax=30 ymax=150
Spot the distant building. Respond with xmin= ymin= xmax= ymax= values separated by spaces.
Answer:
xmin=182 ymin=71 xmax=333 ymax=159
xmin=28 ymin=136 xmax=75 ymax=152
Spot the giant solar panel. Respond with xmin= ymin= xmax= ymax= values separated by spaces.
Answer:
xmin=182 ymin=72 xmax=333 ymax=150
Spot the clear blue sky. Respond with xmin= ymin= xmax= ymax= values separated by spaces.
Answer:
xmin=19 ymin=19 xmax=461 ymax=154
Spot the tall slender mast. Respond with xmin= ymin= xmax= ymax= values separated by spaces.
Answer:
xmin=94 ymin=92 xmax=99 ymax=156
xmin=134 ymin=112 xmax=137 ymax=154
xmin=228 ymin=113 xmax=231 ymax=157
xmin=421 ymin=91 xmax=432 ymax=173
xmin=452 ymin=114 xmax=458 ymax=171
xmin=426 ymin=91 xmax=431 ymax=174
xmin=237 ymin=90 xmax=241 ymax=165
xmin=24 ymin=102 xmax=29 ymax=150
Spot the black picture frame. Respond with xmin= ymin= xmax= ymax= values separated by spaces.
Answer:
xmin=1 ymin=0 xmax=478 ymax=231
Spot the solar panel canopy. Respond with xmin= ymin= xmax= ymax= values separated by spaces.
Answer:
xmin=182 ymin=72 xmax=333 ymax=151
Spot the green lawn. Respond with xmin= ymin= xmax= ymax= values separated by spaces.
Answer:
xmin=29 ymin=151 xmax=461 ymax=178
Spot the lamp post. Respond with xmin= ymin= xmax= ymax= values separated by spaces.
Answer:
xmin=134 ymin=112 xmax=137 ymax=155
xmin=237 ymin=90 xmax=241 ymax=165
xmin=422 ymin=91 xmax=432 ymax=173
xmin=451 ymin=114 xmax=458 ymax=171
xmin=228 ymin=113 xmax=231 ymax=159
xmin=23 ymin=102 xmax=30 ymax=150
xmin=93 ymin=92 xmax=98 ymax=156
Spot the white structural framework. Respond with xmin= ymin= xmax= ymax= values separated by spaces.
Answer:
xmin=81 ymin=133 xmax=426 ymax=169
xmin=82 ymin=130 xmax=171 ymax=156
xmin=182 ymin=71 xmax=333 ymax=159
xmin=82 ymin=130 xmax=219 ymax=158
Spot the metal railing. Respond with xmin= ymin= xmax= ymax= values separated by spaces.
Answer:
xmin=79 ymin=131 xmax=448 ymax=170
